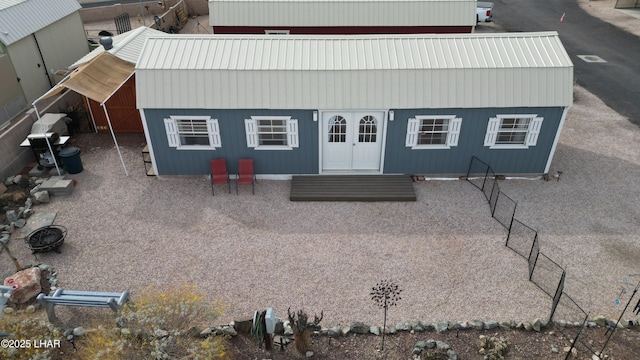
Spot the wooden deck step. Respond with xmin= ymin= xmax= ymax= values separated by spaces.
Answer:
xmin=290 ymin=175 xmax=416 ymax=202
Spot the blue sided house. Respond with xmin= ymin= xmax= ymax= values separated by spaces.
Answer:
xmin=135 ymin=32 xmax=574 ymax=177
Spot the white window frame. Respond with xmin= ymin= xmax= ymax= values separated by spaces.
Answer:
xmin=265 ymin=30 xmax=290 ymax=35
xmin=164 ymin=115 xmax=221 ymax=150
xmin=405 ymin=115 xmax=462 ymax=149
xmin=484 ymin=114 xmax=543 ymax=149
xmin=244 ymin=116 xmax=299 ymax=150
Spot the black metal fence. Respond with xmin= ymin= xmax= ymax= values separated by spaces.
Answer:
xmin=114 ymin=13 xmax=132 ymax=34
xmin=550 ymin=292 xmax=597 ymax=359
xmin=466 ymin=156 xmax=599 ymax=359
xmin=466 ymin=157 xmax=517 ymax=231
xmin=506 ymin=219 xmax=537 ymax=259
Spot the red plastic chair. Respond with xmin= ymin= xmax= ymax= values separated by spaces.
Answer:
xmin=210 ymin=159 xmax=230 ymax=195
xmin=236 ymin=159 xmax=255 ymax=195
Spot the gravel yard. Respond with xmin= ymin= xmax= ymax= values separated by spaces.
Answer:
xmin=2 ymin=81 xmax=638 ymax=330
xmin=3 ymin=0 xmax=639 ymax=332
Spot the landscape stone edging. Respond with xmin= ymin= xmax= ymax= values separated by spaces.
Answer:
xmin=220 ymin=316 xmax=640 ymax=339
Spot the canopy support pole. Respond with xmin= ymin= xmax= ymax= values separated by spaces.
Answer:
xmin=102 ymin=104 xmax=128 ymax=176
xmin=44 ymin=133 xmax=62 ymax=176
xmin=85 ymin=96 xmax=98 ymax=133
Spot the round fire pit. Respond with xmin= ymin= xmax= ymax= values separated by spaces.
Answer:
xmin=24 ymin=225 xmax=67 ymax=254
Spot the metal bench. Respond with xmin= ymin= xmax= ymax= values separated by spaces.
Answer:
xmin=37 ymin=289 xmax=129 ymax=323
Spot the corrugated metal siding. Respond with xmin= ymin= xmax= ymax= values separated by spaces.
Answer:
xmin=139 ymin=34 xmax=574 ymax=71
xmin=70 ymin=27 xmax=166 ymax=69
xmin=8 ymin=12 xmax=88 ymax=103
xmin=383 ymin=107 xmax=565 ymax=175
xmin=209 ymin=0 xmax=476 ymax=27
xmin=136 ymin=33 xmax=574 ymax=110
xmin=34 ymin=12 xmax=89 ymax=74
xmin=145 ymin=109 xmax=318 ymax=175
xmin=8 ymin=35 xmax=51 ymax=103
xmin=0 ymin=0 xmax=81 ymax=45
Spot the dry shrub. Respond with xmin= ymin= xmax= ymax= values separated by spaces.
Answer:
xmin=0 ymin=309 xmax=64 ymax=360
xmin=76 ymin=285 xmax=228 ymax=360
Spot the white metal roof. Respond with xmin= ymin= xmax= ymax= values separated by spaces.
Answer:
xmin=0 ymin=0 xmax=81 ymax=46
xmin=69 ymin=27 xmax=167 ymax=69
xmin=138 ymin=33 xmax=573 ymax=70
xmin=136 ymin=32 xmax=574 ymax=109
xmin=209 ymin=0 xmax=476 ymax=27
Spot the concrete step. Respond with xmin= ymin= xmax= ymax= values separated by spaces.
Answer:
xmin=39 ymin=177 xmax=75 ymax=196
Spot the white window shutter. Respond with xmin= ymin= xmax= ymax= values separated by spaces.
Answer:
xmin=525 ymin=117 xmax=543 ymax=146
xmin=446 ymin=117 xmax=462 ymax=147
xmin=287 ymin=118 xmax=299 ymax=148
xmin=244 ymin=118 xmax=257 ymax=148
xmin=405 ymin=117 xmax=419 ymax=147
xmin=207 ymin=118 xmax=221 ymax=148
xmin=164 ymin=118 xmax=179 ymax=147
xmin=484 ymin=117 xmax=499 ymax=146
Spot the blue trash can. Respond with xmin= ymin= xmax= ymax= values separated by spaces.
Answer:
xmin=59 ymin=147 xmax=83 ymax=174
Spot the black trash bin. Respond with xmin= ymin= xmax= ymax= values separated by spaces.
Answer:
xmin=59 ymin=147 xmax=83 ymax=174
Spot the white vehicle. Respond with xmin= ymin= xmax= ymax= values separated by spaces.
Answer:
xmin=477 ymin=1 xmax=494 ymax=23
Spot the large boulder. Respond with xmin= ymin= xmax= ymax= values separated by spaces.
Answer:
xmin=4 ymin=267 xmax=42 ymax=304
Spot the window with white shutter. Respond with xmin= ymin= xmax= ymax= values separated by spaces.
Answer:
xmin=164 ymin=118 xmax=179 ymax=147
xmin=246 ymin=116 xmax=298 ymax=150
xmin=164 ymin=116 xmax=220 ymax=150
xmin=485 ymin=114 xmax=543 ymax=149
xmin=446 ymin=117 xmax=462 ymax=147
xmin=484 ymin=117 xmax=499 ymax=146
xmin=405 ymin=118 xmax=419 ymax=147
xmin=287 ymin=118 xmax=299 ymax=148
xmin=525 ymin=117 xmax=543 ymax=146
xmin=407 ymin=115 xmax=461 ymax=149
xmin=244 ymin=118 xmax=257 ymax=148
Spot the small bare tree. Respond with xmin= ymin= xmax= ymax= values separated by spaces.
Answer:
xmin=2 ymin=243 xmax=21 ymax=272
xmin=370 ymin=279 xmax=402 ymax=350
xmin=287 ymin=307 xmax=323 ymax=354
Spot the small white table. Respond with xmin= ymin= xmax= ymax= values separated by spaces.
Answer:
xmin=20 ymin=134 xmax=71 ymax=147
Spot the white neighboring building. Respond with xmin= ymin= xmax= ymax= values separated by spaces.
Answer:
xmin=209 ymin=0 xmax=477 ymax=35
xmin=0 ymin=0 xmax=88 ymax=124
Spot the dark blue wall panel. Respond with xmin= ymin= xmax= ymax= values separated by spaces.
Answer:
xmin=383 ymin=107 xmax=565 ymax=175
xmin=145 ymin=109 xmax=318 ymax=175
xmin=144 ymin=106 xmax=565 ymax=176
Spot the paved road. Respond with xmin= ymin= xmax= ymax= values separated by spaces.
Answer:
xmin=493 ymin=0 xmax=640 ymax=125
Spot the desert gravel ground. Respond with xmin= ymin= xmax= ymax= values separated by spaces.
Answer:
xmin=3 ymin=0 xmax=640 ymax=329
xmin=6 ymin=83 xmax=637 ymax=329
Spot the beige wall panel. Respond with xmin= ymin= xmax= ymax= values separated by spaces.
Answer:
xmin=137 ymin=66 xmax=573 ymax=110
xmin=7 ymin=36 xmax=51 ymax=104
xmin=0 ymin=55 xmax=22 ymax=105
xmin=34 ymin=13 xmax=89 ymax=73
